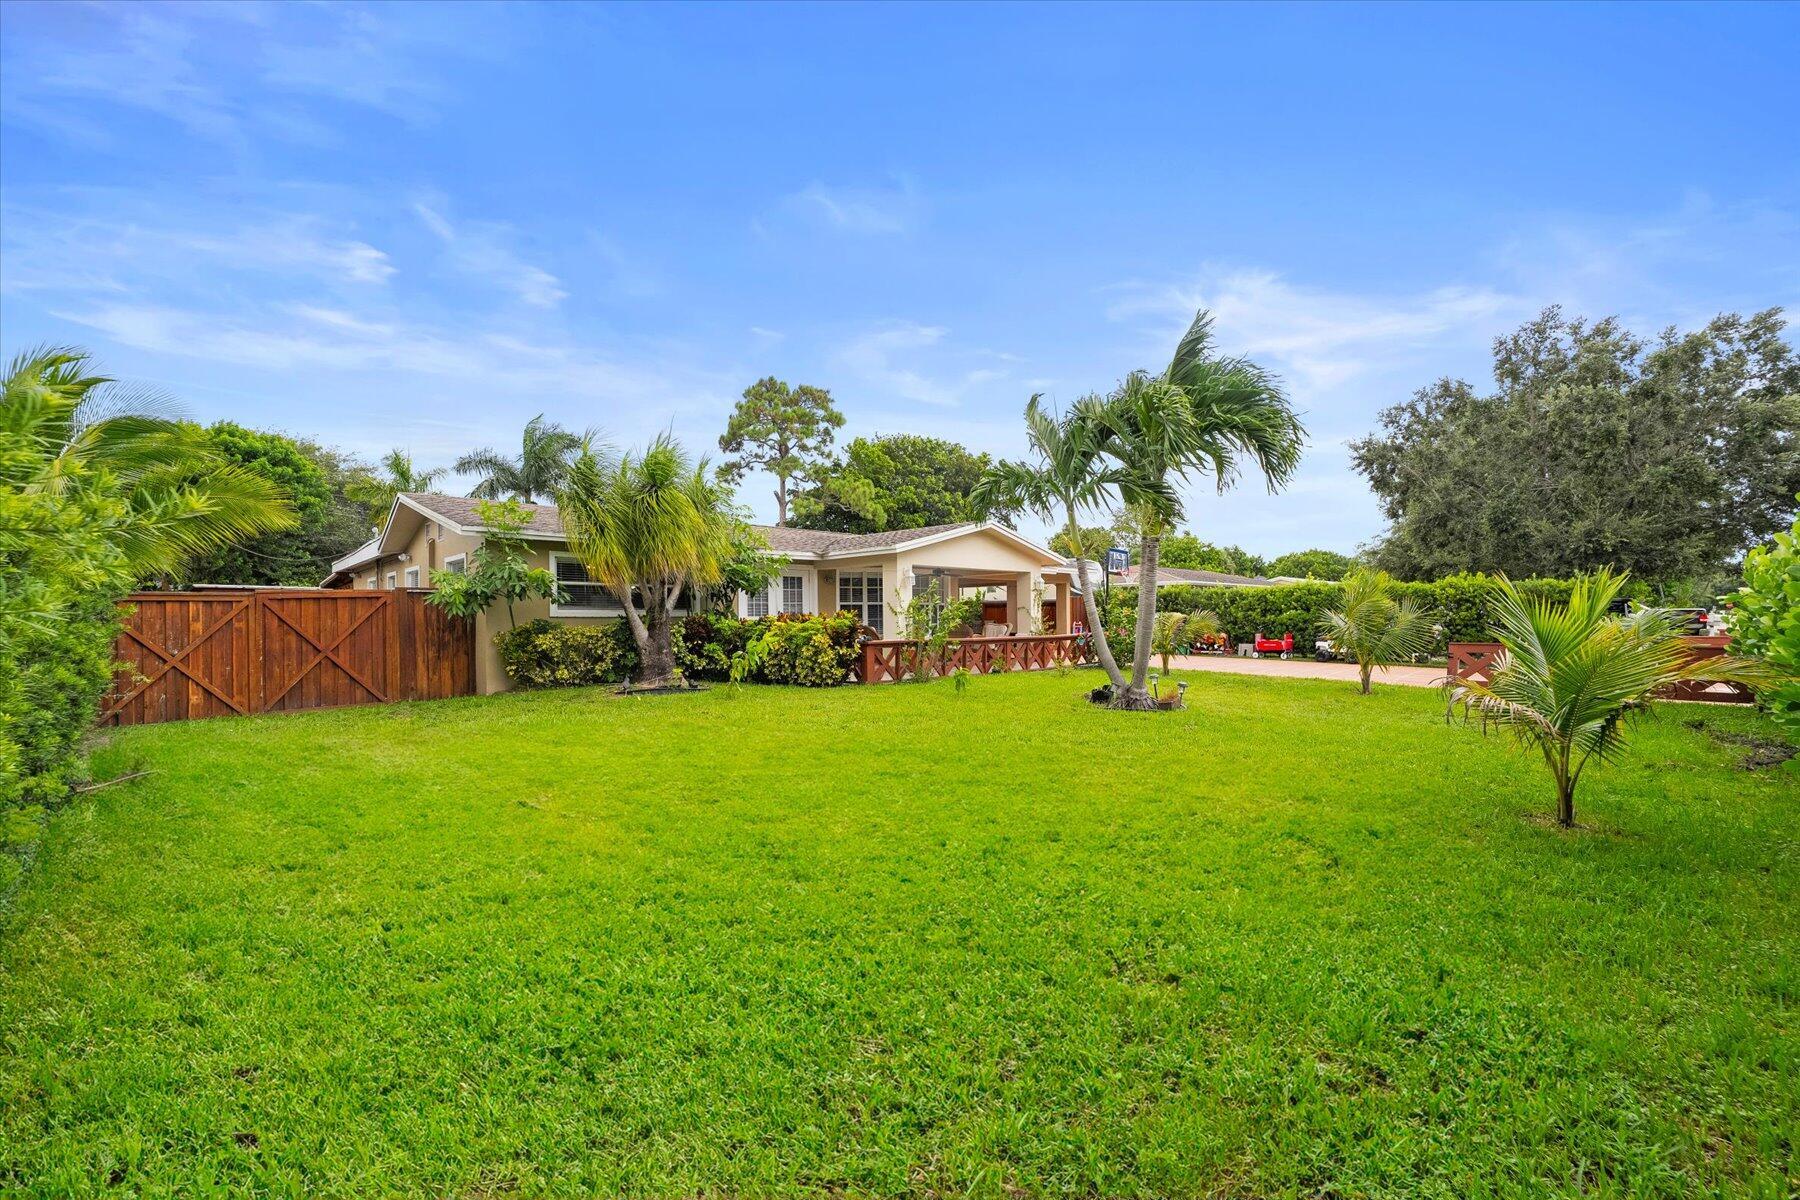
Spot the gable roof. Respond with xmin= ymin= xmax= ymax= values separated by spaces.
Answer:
xmin=385 ymin=494 xmax=1058 ymax=563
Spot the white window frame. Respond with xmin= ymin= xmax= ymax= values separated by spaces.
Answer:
xmin=837 ymin=570 xmax=884 ymax=634
xmin=549 ymin=551 xmax=622 ymax=616
xmin=442 ymin=554 xmax=466 ymax=575
xmin=404 ymin=566 xmax=420 ymax=588
xmin=781 ymin=574 xmax=806 ymax=615
xmin=746 ymin=586 xmax=770 ymax=618
xmin=365 ymin=575 xmax=378 ymax=589
xmin=385 ymin=571 xmax=398 ymax=590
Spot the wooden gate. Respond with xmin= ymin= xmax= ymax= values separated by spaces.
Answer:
xmin=103 ymin=590 xmax=475 ymax=726
xmin=857 ymin=634 xmax=1095 ymax=683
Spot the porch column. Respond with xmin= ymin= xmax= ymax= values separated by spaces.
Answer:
xmin=1054 ymin=575 xmax=1074 ymax=634
xmin=1010 ymin=572 xmax=1034 ymax=633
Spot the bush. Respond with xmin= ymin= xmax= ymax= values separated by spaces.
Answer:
xmin=1728 ymin=509 xmax=1800 ymax=731
xmin=495 ymin=619 xmax=639 ymax=688
xmin=1111 ymin=572 xmax=1593 ymax=656
xmin=0 ymin=591 xmax=119 ymax=811
xmin=500 ymin=610 xmax=867 ymax=690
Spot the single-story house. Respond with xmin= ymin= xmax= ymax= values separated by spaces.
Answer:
xmin=323 ymin=493 xmax=1084 ymax=694
xmin=1112 ymin=564 xmax=1284 ymax=588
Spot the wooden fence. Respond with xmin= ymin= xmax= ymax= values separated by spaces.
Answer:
xmin=857 ymin=633 xmax=1094 ymax=684
xmin=1445 ymin=637 xmax=1755 ymax=705
xmin=103 ymin=589 xmax=475 ymax=726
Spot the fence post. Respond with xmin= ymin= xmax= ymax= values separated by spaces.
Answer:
xmin=248 ymin=592 xmax=267 ymax=714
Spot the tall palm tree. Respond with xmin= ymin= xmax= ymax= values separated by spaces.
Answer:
xmin=345 ymin=449 xmax=444 ymax=526
xmin=556 ymin=434 xmax=738 ymax=687
xmin=1101 ymin=311 xmax=1305 ymax=709
xmin=1449 ymin=570 xmax=1773 ymax=827
xmin=1322 ymin=568 xmax=1436 ymax=694
xmin=3 ymin=346 xmax=295 ymax=595
xmin=972 ymin=394 xmax=1141 ymax=692
xmin=455 ymin=414 xmax=582 ymax=503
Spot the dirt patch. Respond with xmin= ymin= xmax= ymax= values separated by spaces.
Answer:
xmin=1686 ymin=720 xmax=1796 ymax=770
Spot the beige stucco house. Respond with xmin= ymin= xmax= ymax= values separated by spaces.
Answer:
xmin=324 ymin=493 xmax=1084 ymax=694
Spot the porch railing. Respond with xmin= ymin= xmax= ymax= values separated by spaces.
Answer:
xmin=856 ymin=633 xmax=1095 ymax=684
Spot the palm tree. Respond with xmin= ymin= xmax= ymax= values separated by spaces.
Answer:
xmin=1449 ymin=570 xmax=1773 ymax=828
xmin=345 ymin=449 xmax=444 ymax=526
xmin=1323 ymin=568 xmax=1436 ymax=694
xmin=1152 ymin=609 xmax=1221 ymax=673
xmin=556 ymin=434 xmax=738 ymax=687
xmin=1100 ymin=311 xmax=1306 ymax=709
xmin=972 ymin=395 xmax=1136 ymax=692
xmin=3 ymin=346 xmax=295 ymax=595
xmin=455 ymin=414 xmax=582 ymax=503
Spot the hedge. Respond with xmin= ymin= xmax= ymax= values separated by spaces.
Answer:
xmin=496 ymin=610 xmax=867 ymax=690
xmin=1099 ymin=572 xmax=1598 ymax=658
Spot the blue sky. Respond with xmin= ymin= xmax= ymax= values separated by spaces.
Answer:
xmin=3 ymin=1 xmax=1796 ymax=554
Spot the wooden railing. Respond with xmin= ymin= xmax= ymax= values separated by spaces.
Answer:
xmin=857 ymin=633 xmax=1095 ymax=684
xmin=1446 ymin=636 xmax=1755 ymax=705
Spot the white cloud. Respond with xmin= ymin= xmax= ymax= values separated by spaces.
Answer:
xmin=784 ymin=177 xmax=922 ymax=235
xmin=413 ymin=200 xmax=567 ymax=308
xmin=1105 ymin=268 xmax=1523 ymax=394
xmin=835 ymin=321 xmax=1011 ymax=408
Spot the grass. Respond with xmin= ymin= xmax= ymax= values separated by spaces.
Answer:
xmin=1 ymin=669 xmax=1795 ymax=1198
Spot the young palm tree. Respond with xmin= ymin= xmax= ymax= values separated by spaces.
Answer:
xmin=972 ymin=394 xmax=1141 ymax=693
xmin=1449 ymin=570 xmax=1773 ymax=827
xmin=455 ymin=414 xmax=582 ymax=503
xmin=345 ymin=449 xmax=445 ymax=526
xmin=1323 ymin=568 xmax=1436 ymax=694
xmin=1101 ymin=311 xmax=1306 ymax=710
xmin=1152 ymin=609 xmax=1221 ymax=673
xmin=556 ymin=434 xmax=738 ymax=687
xmin=3 ymin=346 xmax=295 ymax=590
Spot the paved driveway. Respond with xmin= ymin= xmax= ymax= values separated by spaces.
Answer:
xmin=1166 ymin=654 xmax=1444 ymax=688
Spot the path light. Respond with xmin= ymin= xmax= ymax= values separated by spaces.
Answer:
xmin=1177 ymin=680 xmax=1188 ymax=701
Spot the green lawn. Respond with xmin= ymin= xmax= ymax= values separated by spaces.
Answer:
xmin=2 ymin=671 xmax=1795 ymax=1198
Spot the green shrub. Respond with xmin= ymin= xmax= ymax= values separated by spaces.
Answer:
xmin=495 ymin=619 xmax=639 ymax=688
xmin=0 ymin=591 xmax=119 ymax=810
xmin=499 ymin=610 xmax=866 ymax=690
xmin=1113 ymin=572 xmax=1593 ymax=656
xmin=1728 ymin=508 xmax=1800 ymax=731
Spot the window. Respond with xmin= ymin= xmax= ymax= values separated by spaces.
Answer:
xmin=365 ymin=575 xmax=378 ymax=589
xmin=838 ymin=571 xmax=883 ymax=633
xmin=746 ymin=587 xmax=769 ymax=618
xmin=442 ymin=554 xmax=466 ymax=575
xmin=404 ymin=566 xmax=420 ymax=588
xmin=550 ymin=553 xmax=618 ymax=614
xmin=781 ymin=575 xmax=805 ymax=614
xmin=385 ymin=572 xmax=398 ymax=590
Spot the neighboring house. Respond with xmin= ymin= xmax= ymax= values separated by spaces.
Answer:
xmin=323 ymin=493 xmax=1082 ymax=694
xmin=1113 ymin=564 xmax=1281 ymax=588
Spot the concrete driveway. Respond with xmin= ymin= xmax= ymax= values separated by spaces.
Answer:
xmin=1165 ymin=654 xmax=1445 ymax=688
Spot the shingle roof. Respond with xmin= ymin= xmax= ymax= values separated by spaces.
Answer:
xmin=1116 ymin=564 xmax=1274 ymax=588
xmin=399 ymin=494 xmax=981 ymax=558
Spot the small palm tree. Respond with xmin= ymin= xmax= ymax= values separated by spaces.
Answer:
xmin=346 ymin=449 xmax=444 ymax=526
xmin=1101 ymin=311 xmax=1305 ymax=709
xmin=456 ymin=414 xmax=582 ymax=503
xmin=972 ymin=395 xmax=1135 ymax=693
xmin=557 ymin=435 xmax=738 ymax=687
xmin=3 ymin=346 xmax=295 ymax=587
xmin=1323 ymin=568 xmax=1436 ymax=695
xmin=1152 ymin=609 xmax=1220 ymax=673
xmin=1450 ymin=570 xmax=1773 ymax=828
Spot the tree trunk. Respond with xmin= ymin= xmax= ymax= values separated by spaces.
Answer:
xmin=1360 ymin=663 xmax=1373 ymax=695
xmin=1113 ymin=532 xmax=1160 ymax=710
xmin=774 ymin=482 xmax=788 ymax=527
xmin=1556 ymin=776 xmax=1575 ymax=827
xmin=637 ymin=599 xmax=678 ymax=687
xmin=1068 ymin=509 xmax=1126 ymax=692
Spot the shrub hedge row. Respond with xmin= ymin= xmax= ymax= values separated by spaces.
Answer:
xmin=495 ymin=610 xmax=867 ymax=690
xmin=1097 ymin=572 xmax=1598 ymax=659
